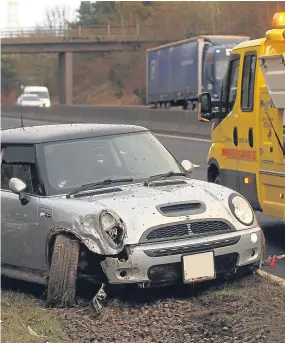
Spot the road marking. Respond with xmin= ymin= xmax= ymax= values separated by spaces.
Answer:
xmin=156 ymin=133 xmax=211 ymax=143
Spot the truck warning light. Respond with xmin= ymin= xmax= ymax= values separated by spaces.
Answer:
xmin=272 ymin=12 xmax=285 ymax=28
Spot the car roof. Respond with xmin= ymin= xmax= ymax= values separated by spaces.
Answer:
xmin=1 ymin=123 xmax=148 ymax=145
xmin=24 ymin=86 xmax=48 ymax=91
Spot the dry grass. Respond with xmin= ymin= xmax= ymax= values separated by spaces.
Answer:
xmin=1 ymin=291 xmax=67 ymax=343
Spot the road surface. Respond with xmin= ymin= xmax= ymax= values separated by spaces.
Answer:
xmin=2 ymin=116 xmax=285 ymax=279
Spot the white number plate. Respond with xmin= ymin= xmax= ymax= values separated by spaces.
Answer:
xmin=182 ymin=251 xmax=216 ymax=283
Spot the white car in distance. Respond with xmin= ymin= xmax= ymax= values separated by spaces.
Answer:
xmin=16 ymin=94 xmax=43 ymax=107
xmin=23 ymin=86 xmax=51 ymax=107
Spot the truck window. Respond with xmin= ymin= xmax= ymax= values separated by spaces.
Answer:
xmin=220 ymin=55 xmax=240 ymax=117
xmin=241 ymin=53 xmax=257 ymax=111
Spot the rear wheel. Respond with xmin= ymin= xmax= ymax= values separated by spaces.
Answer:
xmin=46 ymin=234 xmax=80 ymax=307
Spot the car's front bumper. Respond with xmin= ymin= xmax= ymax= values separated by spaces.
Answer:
xmin=101 ymin=227 xmax=263 ymax=286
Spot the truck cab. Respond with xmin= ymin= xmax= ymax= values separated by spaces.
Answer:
xmin=198 ymin=12 xmax=285 ymax=220
xmin=202 ymin=44 xmax=242 ymax=103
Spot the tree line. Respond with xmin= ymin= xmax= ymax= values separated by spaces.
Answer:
xmin=2 ymin=1 xmax=284 ymax=101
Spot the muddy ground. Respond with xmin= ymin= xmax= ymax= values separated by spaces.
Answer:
xmin=2 ymin=274 xmax=285 ymax=343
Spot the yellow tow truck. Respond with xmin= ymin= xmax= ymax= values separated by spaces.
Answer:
xmin=198 ymin=12 xmax=285 ymax=220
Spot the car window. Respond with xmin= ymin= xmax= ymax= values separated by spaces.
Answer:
xmin=22 ymin=95 xmax=40 ymax=101
xmin=1 ymin=145 xmax=40 ymax=194
xmin=26 ymin=91 xmax=49 ymax=98
xmin=42 ymin=132 xmax=183 ymax=194
xmin=220 ymin=55 xmax=240 ymax=117
xmin=241 ymin=53 xmax=257 ymax=111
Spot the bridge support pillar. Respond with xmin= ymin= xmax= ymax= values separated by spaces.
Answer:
xmin=58 ymin=52 xmax=73 ymax=105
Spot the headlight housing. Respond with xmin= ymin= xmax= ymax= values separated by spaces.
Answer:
xmin=99 ymin=210 xmax=126 ymax=248
xmin=228 ymin=194 xmax=254 ymax=226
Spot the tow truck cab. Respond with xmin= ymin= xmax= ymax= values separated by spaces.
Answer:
xmin=198 ymin=12 xmax=285 ymax=220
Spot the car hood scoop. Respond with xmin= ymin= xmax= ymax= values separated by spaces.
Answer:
xmin=157 ymin=201 xmax=206 ymax=217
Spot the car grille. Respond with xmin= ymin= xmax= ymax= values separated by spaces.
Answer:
xmin=143 ymin=236 xmax=240 ymax=257
xmin=147 ymin=253 xmax=239 ymax=283
xmin=142 ymin=220 xmax=234 ymax=243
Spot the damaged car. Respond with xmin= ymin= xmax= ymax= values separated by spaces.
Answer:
xmin=1 ymin=123 xmax=265 ymax=308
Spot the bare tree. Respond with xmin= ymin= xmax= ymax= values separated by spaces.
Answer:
xmin=44 ymin=5 xmax=71 ymax=35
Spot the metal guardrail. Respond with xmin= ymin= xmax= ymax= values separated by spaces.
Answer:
xmin=1 ymin=106 xmax=212 ymax=139
xmin=0 ymin=24 xmax=160 ymax=41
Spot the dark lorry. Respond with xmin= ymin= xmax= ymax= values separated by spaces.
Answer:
xmin=146 ymin=35 xmax=249 ymax=110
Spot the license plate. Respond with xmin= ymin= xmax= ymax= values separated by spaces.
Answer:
xmin=182 ymin=251 xmax=216 ymax=283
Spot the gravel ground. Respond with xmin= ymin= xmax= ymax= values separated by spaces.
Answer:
xmin=2 ymin=274 xmax=285 ymax=343
xmin=52 ymin=274 xmax=285 ymax=343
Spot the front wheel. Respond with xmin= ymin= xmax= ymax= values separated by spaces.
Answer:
xmin=46 ymin=234 xmax=80 ymax=307
xmin=213 ymin=175 xmax=223 ymax=185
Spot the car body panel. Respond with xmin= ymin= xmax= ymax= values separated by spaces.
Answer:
xmin=1 ymin=123 xmax=263 ymax=287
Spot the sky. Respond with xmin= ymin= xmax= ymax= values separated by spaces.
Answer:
xmin=0 ymin=0 xmax=82 ymax=30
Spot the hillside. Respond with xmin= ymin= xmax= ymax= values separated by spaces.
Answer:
xmin=2 ymin=1 xmax=285 ymax=105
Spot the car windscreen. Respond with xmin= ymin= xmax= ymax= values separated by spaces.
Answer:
xmin=26 ymin=91 xmax=49 ymax=98
xmin=42 ymin=132 xmax=183 ymax=194
xmin=22 ymin=96 xmax=40 ymax=101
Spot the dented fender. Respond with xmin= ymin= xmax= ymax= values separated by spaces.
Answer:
xmin=46 ymin=212 xmax=125 ymax=264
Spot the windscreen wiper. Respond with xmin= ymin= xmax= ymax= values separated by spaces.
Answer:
xmin=66 ymin=178 xmax=134 ymax=198
xmin=144 ymin=171 xmax=187 ymax=186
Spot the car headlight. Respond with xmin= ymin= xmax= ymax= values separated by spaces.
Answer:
xmin=99 ymin=210 xmax=125 ymax=248
xmin=228 ymin=194 xmax=254 ymax=226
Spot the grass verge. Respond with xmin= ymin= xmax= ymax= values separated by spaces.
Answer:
xmin=1 ymin=291 xmax=68 ymax=343
xmin=1 ymin=274 xmax=285 ymax=343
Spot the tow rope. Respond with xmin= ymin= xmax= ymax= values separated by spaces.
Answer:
xmin=261 ymin=254 xmax=285 ymax=268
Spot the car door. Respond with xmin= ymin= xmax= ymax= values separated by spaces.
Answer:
xmin=1 ymin=144 xmax=46 ymax=272
xmin=236 ymin=50 xmax=261 ymax=210
xmin=211 ymin=54 xmax=241 ymax=191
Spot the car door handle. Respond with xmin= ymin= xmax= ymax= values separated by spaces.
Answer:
xmin=248 ymin=127 xmax=254 ymax=148
xmin=233 ymin=127 xmax=238 ymax=146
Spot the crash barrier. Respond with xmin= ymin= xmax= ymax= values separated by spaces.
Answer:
xmin=1 ymin=105 xmax=212 ymax=139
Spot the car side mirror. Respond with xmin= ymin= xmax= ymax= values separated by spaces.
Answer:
xmin=181 ymin=160 xmax=200 ymax=174
xmin=181 ymin=160 xmax=193 ymax=173
xmin=198 ymin=92 xmax=214 ymax=122
xmin=8 ymin=177 xmax=30 ymax=206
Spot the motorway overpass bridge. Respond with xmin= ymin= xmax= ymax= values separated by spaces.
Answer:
xmin=1 ymin=25 xmax=170 ymax=104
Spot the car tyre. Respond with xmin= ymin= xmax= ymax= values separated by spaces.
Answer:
xmin=46 ymin=234 xmax=80 ymax=308
xmin=214 ymin=175 xmax=223 ymax=185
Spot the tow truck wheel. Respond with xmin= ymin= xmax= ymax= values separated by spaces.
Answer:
xmin=46 ymin=234 xmax=80 ymax=308
xmin=213 ymin=175 xmax=223 ymax=185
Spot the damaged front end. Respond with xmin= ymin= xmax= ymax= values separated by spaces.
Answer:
xmin=66 ymin=209 xmax=128 ymax=256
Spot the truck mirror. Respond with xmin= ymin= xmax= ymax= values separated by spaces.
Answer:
xmin=198 ymin=92 xmax=214 ymax=121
